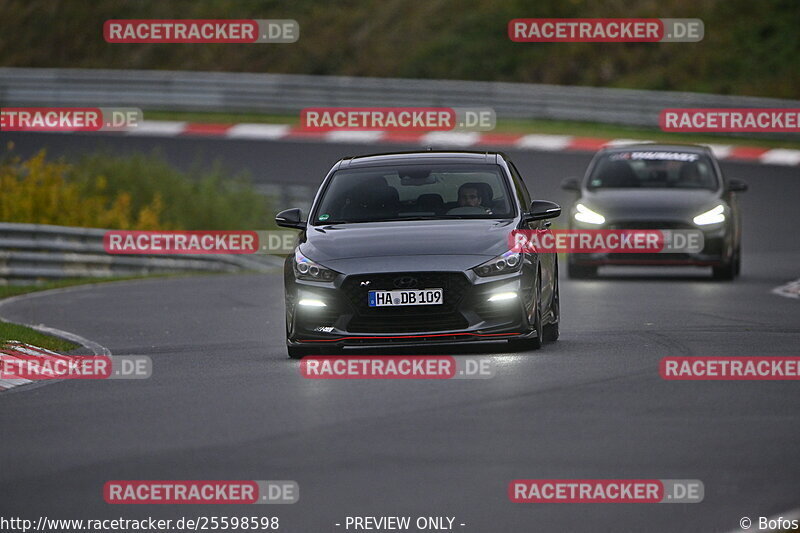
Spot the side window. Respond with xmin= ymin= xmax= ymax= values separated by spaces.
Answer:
xmin=508 ymin=162 xmax=532 ymax=208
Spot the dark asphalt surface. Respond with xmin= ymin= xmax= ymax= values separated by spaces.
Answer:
xmin=1 ymin=133 xmax=799 ymax=532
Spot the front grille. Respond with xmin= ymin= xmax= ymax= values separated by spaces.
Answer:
xmin=604 ymin=221 xmax=700 ymax=261
xmin=346 ymin=314 xmax=468 ymax=333
xmin=341 ymin=272 xmax=470 ymax=333
xmin=605 ymin=253 xmax=692 ymax=261
xmin=607 ymin=221 xmax=694 ymax=230
xmin=345 ymin=334 xmax=474 ymax=345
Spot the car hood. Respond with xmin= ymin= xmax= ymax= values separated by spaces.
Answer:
xmin=579 ymin=189 xmax=721 ymax=221
xmin=300 ymin=219 xmax=514 ymax=266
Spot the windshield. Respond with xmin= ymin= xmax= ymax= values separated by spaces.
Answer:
xmin=587 ymin=151 xmax=719 ymax=190
xmin=312 ymin=163 xmax=515 ymax=224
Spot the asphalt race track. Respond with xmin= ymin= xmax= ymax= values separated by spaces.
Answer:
xmin=1 ymin=132 xmax=799 ymax=532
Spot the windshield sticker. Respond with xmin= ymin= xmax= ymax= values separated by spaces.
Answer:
xmin=611 ymin=151 xmax=699 ymax=162
xmin=319 ymin=213 xmax=330 ymax=221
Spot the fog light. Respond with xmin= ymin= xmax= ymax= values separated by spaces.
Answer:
xmin=299 ymin=298 xmax=326 ymax=307
xmin=488 ymin=292 xmax=517 ymax=302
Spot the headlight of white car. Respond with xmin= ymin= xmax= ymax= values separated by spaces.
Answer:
xmin=574 ymin=203 xmax=606 ymax=225
xmin=693 ymin=204 xmax=726 ymax=226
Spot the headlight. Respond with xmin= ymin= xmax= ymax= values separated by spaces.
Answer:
xmin=574 ymin=203 xmax=606 ymax=225
xmin=693 ymin=204 xmax=726 ymax=226
xmin=473 ymin=251 xmax=522 ymax=277
xmin=294 ymin=250 xmax=338 ymax=281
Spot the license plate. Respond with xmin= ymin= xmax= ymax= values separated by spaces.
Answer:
xmin=368 ymin=288 xmax=443 ymax=307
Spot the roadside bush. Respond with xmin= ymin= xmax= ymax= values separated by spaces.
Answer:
xmin=0 ymin=145 xmax=274 ymax=230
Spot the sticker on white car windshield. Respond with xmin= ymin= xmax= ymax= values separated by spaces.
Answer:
xmin=319 ymin=213 xmax=330 ymax=221
xmin=611 ymin=151 xmax=699 ymax=162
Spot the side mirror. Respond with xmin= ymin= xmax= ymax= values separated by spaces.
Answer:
xmin=561 ymin=177 xmax=581 ymax=191
xmin=727 ymin=179 xmax=748 ymax=193
xmin=525 ymin=200 xmax=561 ymax=222
xmin=275 ymin=208 xmax=307 ymax=230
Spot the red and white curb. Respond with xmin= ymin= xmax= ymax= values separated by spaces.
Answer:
xmin=116 ymin=120 xmax=800 ymax=166
xmin=0 ymin=341 xmax=69 ymax=391
xmin=0 ymin=286 xmax=113 ymax=393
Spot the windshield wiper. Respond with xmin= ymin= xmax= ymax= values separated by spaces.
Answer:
xmin=392 ymin=216 xmax=444 ymax=221
xmin=318 ymin=215 xmax=500 ymax=225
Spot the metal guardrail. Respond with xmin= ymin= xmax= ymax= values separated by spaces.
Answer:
xmin=0 ymin=223 xmax=281 ymax=284
xmin=1 ymin=67 xmax=798 ymax=128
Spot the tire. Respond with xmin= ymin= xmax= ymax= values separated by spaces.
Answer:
xmin=712 ymin=256 xmax=736 ymax=281
xmin=567 ymin=262 xmax=597 ymax=279
xmin=734 ymin=248 xmax=741 ymax=276
xmin=542 ymin=265 xmax=560 ymax=343
xmin=542 ymin=316 xmax=559 ymax=343
xmin=509 ymin=272 xmax=542 ymax=351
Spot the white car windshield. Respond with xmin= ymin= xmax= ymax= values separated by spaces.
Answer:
xmin=588 ymin=151 xmax=719 ymax=190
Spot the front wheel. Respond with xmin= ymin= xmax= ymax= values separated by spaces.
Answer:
xmin=542 ymin=265 xmax=560 ymax=343
xmin=712 ymin=257 xmax=736 ymax=281
xmin=542 ymin=321 xmax=559 ymax=343
xmin=509 ymin=272 xmax=542 ymax=351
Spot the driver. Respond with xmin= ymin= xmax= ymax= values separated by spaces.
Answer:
xmin=457 ymin=184 xmax=492 ymax=213
xmin=678 ymin=162 xmax=703 ymax=187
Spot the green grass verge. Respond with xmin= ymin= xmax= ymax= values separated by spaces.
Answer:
xmin=1 ymin=149 xmax=278 ymax=231
xmin=145 ymin=110 xmax=301 ymax=126
xmin=0 ymin=322 xmax=79 ymax=352
xmin=144 ymin=110 xmax=800 ymax=150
